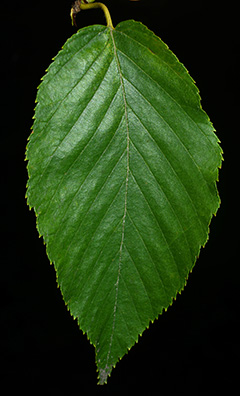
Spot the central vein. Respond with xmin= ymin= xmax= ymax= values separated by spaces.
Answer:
xmin=106 ymin=27 xmax=130 ymax=369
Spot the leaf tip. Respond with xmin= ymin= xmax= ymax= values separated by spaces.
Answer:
xmin=98 ymin=366 xmax=111 ymax=386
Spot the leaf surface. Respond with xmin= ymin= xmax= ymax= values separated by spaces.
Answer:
xmin=26 ymin=20 xmax=222 ymax=384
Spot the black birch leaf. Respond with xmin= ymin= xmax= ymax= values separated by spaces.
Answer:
xmin=26 ymin=20 xmax=222 ymax=384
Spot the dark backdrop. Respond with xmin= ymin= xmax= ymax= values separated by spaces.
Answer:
xmin=2 ymin=0 xmax=238 ymax=394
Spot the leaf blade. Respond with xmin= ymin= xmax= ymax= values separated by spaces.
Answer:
xmin=26 ymin=20 xmax=222 ymax=384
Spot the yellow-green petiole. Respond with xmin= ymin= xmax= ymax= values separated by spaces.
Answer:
xmin=71 ymin=0 xmax=114 ymax=29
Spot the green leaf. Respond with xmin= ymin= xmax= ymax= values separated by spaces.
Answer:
xmin=26 ymin=20 xmax=222 ymax=384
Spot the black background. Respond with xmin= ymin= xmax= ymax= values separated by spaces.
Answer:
xmin=2 ymin=0 xmax=238 ymax=394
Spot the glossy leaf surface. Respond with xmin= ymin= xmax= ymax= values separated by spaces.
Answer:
xmin=26 ymin=20 xmax=222 ymax=384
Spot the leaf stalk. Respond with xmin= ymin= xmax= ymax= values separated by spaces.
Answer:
xmin=71 ymin=1 xmax=114 ymax=29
